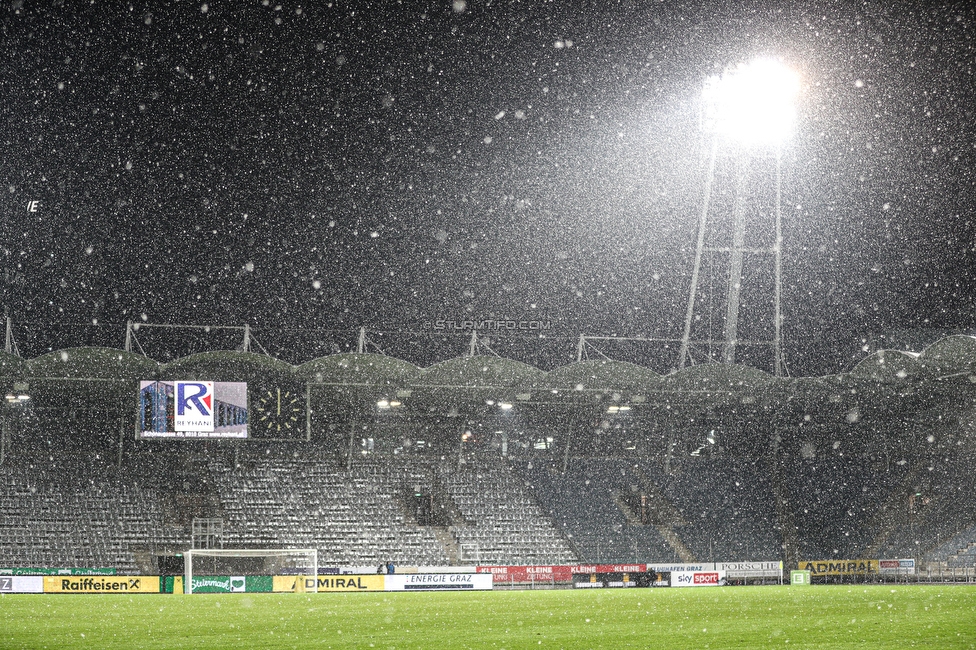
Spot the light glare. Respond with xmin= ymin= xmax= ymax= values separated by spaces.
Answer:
xmin=703 ymin=58 xmax=800 ymax=147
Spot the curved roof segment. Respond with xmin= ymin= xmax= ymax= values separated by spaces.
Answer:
xmin=539 ymin=359 xmax=660 ymax=395
xmin=918 ymin=335 xmax=976 ymax=377
xmin=663 ymin=363 xmax=775 ymax=392
xmin=414 ymin=356 xmax=545 ymax=389
xmin=26 ymin=347 xmax=159 ymax=380
xmin=0 ymin=351 xmax=26 ymax=378
xmin=160 ymin=351 xmax=294 ymax=382
xmin=850 ymin=350 xmax=922 ymax=383
xmin=297 ymin=353 xmax=420 ymax=386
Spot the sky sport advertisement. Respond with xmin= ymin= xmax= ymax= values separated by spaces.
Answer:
xmin=138 ymin=381 xmax=248 ymax=439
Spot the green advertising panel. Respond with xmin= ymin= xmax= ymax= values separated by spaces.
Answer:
xmin=188 ymin=575 xmax=272 ymax=593
xmin=790 ymin=570 xmax=812 ymax=585
xmin=0 ymin=568 xmax=117 ymax=576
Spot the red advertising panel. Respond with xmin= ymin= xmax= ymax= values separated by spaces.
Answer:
xmin=476 ymin=565 xmax=574 ymax=582
xmin=476 ymin=564 xmax=650 ymax=582
xmin=694 ymin=572 xmax=720 ymax=585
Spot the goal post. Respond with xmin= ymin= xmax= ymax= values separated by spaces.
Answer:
xmin=183 ymin=548 xmax=318 ymax=594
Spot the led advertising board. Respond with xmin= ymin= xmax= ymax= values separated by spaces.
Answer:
xmin=138 ymin=381 xmax=248 ymax=439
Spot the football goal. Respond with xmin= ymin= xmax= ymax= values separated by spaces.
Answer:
xmin=183 ymin=548 xmax=318 ymax=594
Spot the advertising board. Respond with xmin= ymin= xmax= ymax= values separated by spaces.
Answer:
xmin=670 ymin=570 xmax=726 ymax=587
xmin=571 ymin=571 xmax=658 ymax=589
xmin=385 ymin=573 xmax=492 ymax=591
xmin=43 ymin=576 xmax=160 ymax=594
xmin=717 ymin=561 xmax=783 ymax=578
xmin=569 ymin=564 xmax=647 ymax=574
xmin=0 ymin=576 xmax=44 ymax=593
xmin=139 ymin=381 xmax=248 ymax=439
xmin=476 ymin=565 xmax=573 ymax=582
xmin=272 ymin=575 xmax=385 ymax=592
xmin=646 ymin=563 xmax=715 ymax=573
xmin=187 ymin=575 xmax=273 ymax=593
xmin=798 ymin=560 xmax=879 ymax=576
xmin=878 ymin=559 xmax=915 ymax=574
xmin=0 ymin=567 xmax=116 ymax=576
xmin=791 ymin=570 xmax=812 ymax=585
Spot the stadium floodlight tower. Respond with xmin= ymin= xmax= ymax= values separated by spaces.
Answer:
xmin=677 ymin=57 xmax=800 ymax=375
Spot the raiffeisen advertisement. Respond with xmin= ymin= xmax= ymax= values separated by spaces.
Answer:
xmin=138 ymin=381 xmax=248 ymax=439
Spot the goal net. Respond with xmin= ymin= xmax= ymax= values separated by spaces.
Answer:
xmin=183 ymin=548 xmax=318 ymax=594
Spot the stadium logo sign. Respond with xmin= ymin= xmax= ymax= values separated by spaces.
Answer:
xmin=174 ymin=381 xmax=214 ymax=432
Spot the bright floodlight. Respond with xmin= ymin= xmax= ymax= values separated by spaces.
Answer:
xmin=703 ymin=58 xmax=800 ymax=147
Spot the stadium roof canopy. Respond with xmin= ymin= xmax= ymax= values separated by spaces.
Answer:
xmin=850 ymin=350 xmax=922 ymax=383
xmin=529 ymin=359 xmax=661 ymax=405
xmin=296 ymin=353 xmax=420 ymax=386
xmin=917 ymin=334 xmax=976 ymax=378
xmin=0 ymin=350 xmax=26 ymax=378
xmin=23 ymin=347 xmax=159 ymax=405
xmin=26 ymin=347 xmax=159 ymax=380
xmin=412 ymin=355 xmax=545 ymax=389
xmin=663 ymin=362 xmax=775 ymax=392
xmin=540 ymin=359 xmax=661 ymax=392
xmin=159 ymin=351 xmax=294 ymax=384
xmin=4 ymin=335 xmax=976 ymax=418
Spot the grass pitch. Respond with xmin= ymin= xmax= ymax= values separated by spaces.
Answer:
xmin=2 ymin=584 xmax=975 ymax=649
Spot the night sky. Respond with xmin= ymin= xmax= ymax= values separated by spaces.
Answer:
xmin=2 ymin=1 xmax=975 ymax=375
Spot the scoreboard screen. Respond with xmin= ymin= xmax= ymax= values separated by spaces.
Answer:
xmin=138 ymin=381 xmax=248 ymax=439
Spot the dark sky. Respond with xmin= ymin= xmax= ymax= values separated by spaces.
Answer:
xmin=2 ymin=1 xmax=975 ymax=375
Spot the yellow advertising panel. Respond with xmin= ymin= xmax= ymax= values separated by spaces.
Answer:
xmin=44 ymin=576 xmax=160 ymax=594
xmin=273 ymin=574 xmax=385 ymax=593
xmin=798 ymin=560 xmax=878 ymax=576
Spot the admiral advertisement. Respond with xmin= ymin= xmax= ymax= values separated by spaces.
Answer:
xmin=272 ymin=575 xmax=385 ymax=593
xmin=799 ymin=560 xmax=879 ymax=576
xmin=139 ymin=381 xmax=248 ymax=439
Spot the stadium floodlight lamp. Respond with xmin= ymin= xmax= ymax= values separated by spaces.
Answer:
xmin=702 ymin=57 xmax=800 ymax=148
